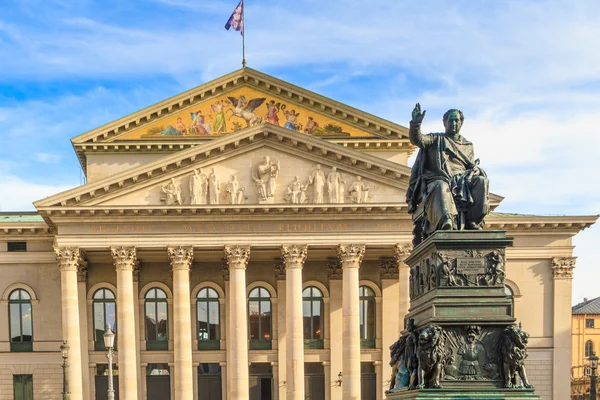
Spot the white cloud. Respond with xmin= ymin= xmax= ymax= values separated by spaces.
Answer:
xmin=0 ymin=175 xmax=75 ymax=212
xmin=33 ymin=153 xmax=61 ymax=163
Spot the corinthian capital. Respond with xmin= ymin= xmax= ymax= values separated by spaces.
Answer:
xmin=281 ymin=245 xmax=308 ymax=269
xmin=552 ymin=257 xmax=576 ymax=279
xmin=393 ymin=243 xmax=413 ymax=267
xmin=168 ymin=246 xmax=194 ymax=271
xmin=54 ymin=247 xmax=84 ymax=272
xmin=111 ymin=246 xmax=137 ymax=271
xmin=337 ymin=244 xmax=366 ymax=269
xmin=224 ymin=245 xmax=251 ymax=270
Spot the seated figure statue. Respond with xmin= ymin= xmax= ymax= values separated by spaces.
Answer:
xmin=406 ymin=104 xmax=489 ymax=241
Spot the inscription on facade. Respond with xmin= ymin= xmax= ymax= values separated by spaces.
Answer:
xmin=456 ymin=258 xmax=486 ymax=274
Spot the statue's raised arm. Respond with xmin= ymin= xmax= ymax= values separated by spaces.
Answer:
xmin=409 ymin=103 xmax=432 ymax=148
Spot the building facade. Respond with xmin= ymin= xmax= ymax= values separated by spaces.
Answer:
xmin=0 ymin=68 xmax=596 ymax=400
xmin=571 ymin=297 xmax=600 ymax=399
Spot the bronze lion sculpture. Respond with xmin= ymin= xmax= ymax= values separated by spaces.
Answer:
xmin=417 ymin=324 xmax=445 ymax=389
xmin=499 ymin=324 xmax=534 ymax=389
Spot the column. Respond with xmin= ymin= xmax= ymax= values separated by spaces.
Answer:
xmin=168 ymin=246 xmax=195 ymax=400
xmin=111 ymin=246 xmax=139 ymax=399
xmin=380 ymin=258 xmax=399 ymax=395
xmin=224 ymin=245 xmax=251 ymax=400
xmin=552 ymin=257 xmax=576 ymax=400
xmin=394 ymin=244 xmax=412 ymax=332
xmin=281 ymin=245 xmax=308 ymax=400
xmin=327 ymin=260 xmax=343 ymax=400
xmin=77 ymin=261 xmax=91 ymax=400
xmin=55 ymin=247 xmax=85 ymax=400
xmin=275 ymin=262 xmax=287 ymax=400
xmin=337 ymin=244 xmax=365 ymax=400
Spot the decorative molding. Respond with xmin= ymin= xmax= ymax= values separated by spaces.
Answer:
xmin=327 ymin=260 xmax=342 ymax=280
xmin=223 ymin=245 xmax=251 ymax=270
xmin=552 ymin=257 xmax=576 ymax=279
xmin=380 ymin=258 xmax=398 ymax=279
xmin=393 ymin=243 xmax=412 ymax=268
xmin=274 ymin=260 xmax=285 ymax=280
xmin=280 ymin=245 xmax=308 ymax=270
xmin=54 ymin=247 xmax=84 ymax=272
xmin=221 ymin=258 xmax=230 ymax=281
xmin=110 ymin=246 xmax=137 ymax=271
xmin=336 ymin=244 xmax=365 ymax=269
xmin=132 ymin=260 xmax=140 ymax=282
xmin=77 ymin=260 xmax=89 ymax=282
xmin=167 ymin=246 xmax=194 ymax=271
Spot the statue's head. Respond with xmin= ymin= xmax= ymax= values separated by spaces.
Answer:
xmin=316 ymin=164 xmax=321 ymax=170
xmin=332 ymin=167 xmax=337 ymax=172
xmin=264 ymin=156 xmax=270 ymax=163
xmin=294 ymin=176 xmax=299 ymax=181
xmin=443 ymin=109 xmax=464 ymax=136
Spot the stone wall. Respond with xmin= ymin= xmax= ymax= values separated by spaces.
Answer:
xmin=0 ymin=363 xmax=62 ymax=400
xmin=525 ymin=354 xmax=553 ymax=400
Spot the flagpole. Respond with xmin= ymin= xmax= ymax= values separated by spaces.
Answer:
xmin=242 ymin=0 xmax=246 ymax=67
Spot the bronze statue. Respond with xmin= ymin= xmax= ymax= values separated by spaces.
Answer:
xmin=406 ymin=103 xmax=489 ymax=237
xmin=499 ymin=324 xmax=534 ymax=389
xmin=416 ymin=324 xmax=445 ymax=389
xmin=404 ymin=319 xmax=419 ymax=389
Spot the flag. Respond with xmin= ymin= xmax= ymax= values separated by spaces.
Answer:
xmin=225 ymin=0 xmax=244 ymax=36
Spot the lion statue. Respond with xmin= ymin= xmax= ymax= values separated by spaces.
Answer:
xmin=499 ymin=324 xmax=534 ymax=389
xmin=417 ymin=324 xmax=446 ymax=389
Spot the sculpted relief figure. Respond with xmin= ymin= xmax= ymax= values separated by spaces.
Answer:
xmin=327 ymin=167 xmax=345 ymax=204
xmin=285 ymin=176 xmax=307 ymax=204
xmin=308 ymin=164 xmax=326 ymax=203
xmin=226 ymin=175 xmax=245 ymax=205
xmin=252 ymin=156 xmax=280 ymax=203
xmin=208 ymin=168 xmax=220 ymax=205
xmin=406 ymin=103 xmax=489 ymax=236
xmin=348 ymin=175 xmax=369 ymax=203
xmin=189 ymin=168 xmax=208 ymax=205
xmin=162 ymin=178 xmax=182 ymax=206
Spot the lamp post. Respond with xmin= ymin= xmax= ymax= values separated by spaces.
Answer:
xmin=60 ymin=340 xmax=70 ymax=400
xmin=104 ymin=324 xmax=116 ymax=400
xmin=591 ymin=352 xmax=599 ymax=400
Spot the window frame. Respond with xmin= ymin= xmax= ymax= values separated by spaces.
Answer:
xmin=585 ymin=340 xmax=594 ymax=358
xmin=359 ymin=286 xmax=376 ymax=348
xmin=248 ymin=287 xmax=272 ymax=350
xmin=144 ymin=288 xmax=169 ymax=351
xmin=197 ymin=287 xmax=220 ymax=350
xmin=8 ymin=289 xmax=33 ymax=352
xmin=302 ymin=286 xmax=324 ymax=349
xmin=586 ymin=319 xmax=595 ymax=329
xmin=92 ymin=288 xmax=117 ymax=351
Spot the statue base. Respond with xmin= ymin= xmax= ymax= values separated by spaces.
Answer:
xmin=258 ymin=197 xmax=275 ymax=204
xmin=387 ymin=231 xmax=540 ymax=397
xmin=386 ymin=387 xmax=539 ymax=399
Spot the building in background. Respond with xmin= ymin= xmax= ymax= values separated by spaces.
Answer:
xmin=571 ymin=297 xmax=600 ymax=399
xmin=0 ymin=68 xmax=596 ymax=400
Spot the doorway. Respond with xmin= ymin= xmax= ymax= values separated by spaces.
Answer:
xmin=304 ymin=363 xmax=325 ymax=400
xmin=146 ymin=363 xmax=170 ymax=400
xmin=197 ymin=363 xmax=222 ymax=400
xmin=95 ymin=364 xmax=119 ymax=400
xmin=361 ymin=362 xmax=376 ymax=400
xmin=249 ymin=363 xmax=273 ymax=400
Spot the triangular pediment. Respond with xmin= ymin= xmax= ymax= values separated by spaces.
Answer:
xmin=37 ymin=124 xmax=412 ymax=211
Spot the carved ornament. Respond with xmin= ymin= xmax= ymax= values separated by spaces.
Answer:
xmin=327 ymin=260 xmax=342 ymax=280
xmin=224 ymin=245 xmax=251 ymax=270
xmin=393 ymin=243 xmax=413 ymax=267
xmin=552 ymin=257 xmax=576 ymax=279
xmin=77 ymin=260 xmax=89 ymax=282
xmin=380 ymin=259 xmax=399 ymax=279
xmin=274 ymin=260 xmax=285 ymax=280
xmin=280 ymin=245 xmax=308 ymax=269
xmin=168 ymin=246 xmax=194 ymax=271
xmin=337 ymin=244 xmax=366 ymax=268
xmin=110 ymin=246 xmax=137 ymax=271
xmin=54 ymin=247 xmax=84 ymax=272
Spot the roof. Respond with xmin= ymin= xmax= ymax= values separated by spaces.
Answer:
xmin=0 ymin=213 xmax=44 ymax=223
xmin=573 ymin=297 xmax=600 ymax=315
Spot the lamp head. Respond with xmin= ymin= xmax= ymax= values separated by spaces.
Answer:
xmin=591 ymin=352 xmax=599 ymax=370
xmin=103 ymin=324 xmax=115 ymax=349
xmin=337 ymin=371 xmax=343 ymax=386
xmin=60 ymin=340 xmax=69 ymax=360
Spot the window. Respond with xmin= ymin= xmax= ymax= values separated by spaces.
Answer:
xmin=13 ymin=375 xmax=33 ymax=400
xmin=93 ymin=288 xmax=116 ymax=351
xmin=586 ymin=319 xmax=595 ymax=328
xmin=585 ymin=340 xmax=594 ymax=358
xmin=145 ymin=288 xmax=168 ymax=350
xmin=359 ymin=286 xmax=376 ymax=348
xmin=303 ymin=286 xmax=324 ymax=349
xmin=248 ymin=287 xmax=272 ymax=349
xmin=9 ymin=289 xmax=33 ymax=352
xmin=504 ymin=285 xmax=514 ymax=317
xmin=7 ymin=242 xmax=27 ymax=252
xmin=197 ymin=287 xmax=220 ymax=350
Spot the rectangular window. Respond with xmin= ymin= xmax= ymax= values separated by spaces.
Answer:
xmin=13 ymin=375 xmax=33 ymax=400
xmin=586 ymin=319 xmax=595 ymax=328
xmin=8 ymin=242 xmax=27 ymax=252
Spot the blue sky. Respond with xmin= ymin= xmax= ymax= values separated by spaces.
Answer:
xmin=1 ymin=0 xmax=599 ymax=304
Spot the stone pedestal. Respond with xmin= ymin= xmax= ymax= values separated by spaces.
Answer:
xmin=386 ymin=231 xmax=540 ymax=399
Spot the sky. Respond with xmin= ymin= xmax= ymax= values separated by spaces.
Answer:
xmin=0 ymin=0 xmax=598 ymax=304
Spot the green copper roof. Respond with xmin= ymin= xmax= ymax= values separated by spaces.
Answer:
xmin=0 ymin=213 xmax=44 ymax=223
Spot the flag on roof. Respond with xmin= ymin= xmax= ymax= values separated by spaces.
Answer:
xmin=225 ymin=0 xmax=244 ymax=36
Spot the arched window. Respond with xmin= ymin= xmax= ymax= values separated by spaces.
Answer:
xmin=505 ymin=285 xmax=514 ymax=317
xmin=145 ymin=288 xmax=168 ymax=350
xmin=586 ymin=340 xmax=594 ymax=358
xmin=197 ymin=287 xmax=220 ymax=350
xmin=9 ymin=289 xmax=33 ymax=352
xmin=303 ymin=286 xmax=324 ymax=349
xmin=248 ymin=287 xmax=272 ymax=350
xmin=93 ymin=288 xmax=116 ymax=351
xmin=359 ymin=286 xmax=376 ymax=348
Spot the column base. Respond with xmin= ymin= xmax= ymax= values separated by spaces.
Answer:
xmin=386 ymin=387 xmax=540 ymax=399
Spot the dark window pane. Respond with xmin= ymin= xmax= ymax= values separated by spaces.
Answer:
xmin=145 ymin=303 xmax=157 ymax=341
xmin=249 ymin=313 xmax=259 ymax=340
xmin=106 ymin=302 xmax=116 ymax=332
xmin=7 ymin=242 xmax=27 ymax=252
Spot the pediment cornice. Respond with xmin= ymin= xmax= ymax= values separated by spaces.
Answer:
xmin=36 ymin=124 xmax=413 ymax=211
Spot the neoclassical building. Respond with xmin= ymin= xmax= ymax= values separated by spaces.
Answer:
xmin=0 ymin=68 xmax=596 ymax=400
xmin=571 ymin=296 xmax=600 ymax=398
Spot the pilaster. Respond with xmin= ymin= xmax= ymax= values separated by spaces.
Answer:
xmin=327 ymin=260 xmax=343 ymax=400
xmin=393 ymin=244 xmax=412 ymax=332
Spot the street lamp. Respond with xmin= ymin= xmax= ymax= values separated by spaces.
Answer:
xmin=103 ymin=324 xmax=116 ymax=400
xmin=337 ymin=371 xmax=343 ymax=387
xmin=591 ymin=352 xmax=599 ymax=400
xmin=60 ymin=340 xmax=70 ymax=400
